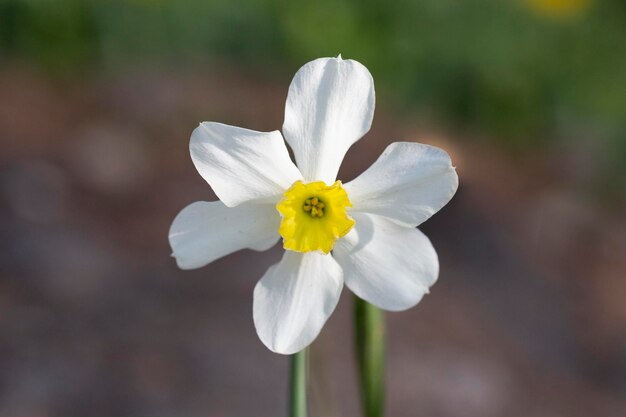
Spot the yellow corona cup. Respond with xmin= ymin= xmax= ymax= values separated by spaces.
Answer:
xmin=277 ymin=180 xmax=355 ymax=254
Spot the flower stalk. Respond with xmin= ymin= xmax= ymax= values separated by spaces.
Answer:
xmin=289 ymin=348 xmax=309 ymax=417
xmin=355 ymin=296 xmax=385 ymax=417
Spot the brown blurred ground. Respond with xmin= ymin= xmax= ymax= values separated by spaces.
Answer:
xmin=0 ymin=65 xmax=625 ymax=417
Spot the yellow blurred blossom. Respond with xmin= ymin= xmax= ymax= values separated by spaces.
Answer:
xmin=526 ymin=0 xmax=591 ymax=19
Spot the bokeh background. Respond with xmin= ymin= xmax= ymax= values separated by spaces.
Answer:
xmin=1 ymin=0 xmax=625 ymax=416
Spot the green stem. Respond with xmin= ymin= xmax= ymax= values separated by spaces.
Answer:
xmin=354 ymin=296 xmax=385 ymax=417
xmin=289 ymin=348 xmax=309 ymax=417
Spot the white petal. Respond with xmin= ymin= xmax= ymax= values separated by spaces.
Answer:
xmin=169 ymin=201 xmax=279 ymax=270
xmin=333 ymin=213 xmax=439 ymax=311
xmin=282 ymin=57 xmax=375 ymax=184
xmin=190 ymin=122 xmax=302 ymax=207
xmin=253 ymin=251 xmax=343 ymax=354
xmin=345 ymin=142 xmax=458 ymax=227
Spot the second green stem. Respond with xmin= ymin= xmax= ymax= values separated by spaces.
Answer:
xmin=354 ymin=296 xmax=385 ymax=417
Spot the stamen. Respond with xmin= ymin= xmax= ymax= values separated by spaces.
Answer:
xmin=303 ymin=196 xmax=326 ymax=218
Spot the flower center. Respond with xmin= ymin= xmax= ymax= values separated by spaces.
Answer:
xmin=277 ymin=180 xmax=355 ymax=254
xmin=303 ymin=197 xmax=325 ymax=217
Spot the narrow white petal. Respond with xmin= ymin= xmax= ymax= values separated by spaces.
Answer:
xmin=190 ymin=122 xmax=302 ymax=207
xmin=253 ymin=251 xmax=343 ymax=354
xmin=283 ymin=57 xmax=375 ymax=184
xmin=345 ymin=142 xmax=458 ymax=227
xmin=169 ymin=201 xmax=279 ymax=270
xmin=333 ymin=213 xmax=439 ymax=311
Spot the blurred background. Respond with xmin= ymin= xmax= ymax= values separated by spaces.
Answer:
xmin=1 ymin=0 xmax=625 ymax=416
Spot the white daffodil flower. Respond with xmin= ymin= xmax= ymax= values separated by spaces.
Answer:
xmin=169 ymin=56 xmax=458 ymax=355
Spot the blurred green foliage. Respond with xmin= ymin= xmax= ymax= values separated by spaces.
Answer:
xmin=1 ymin=0 xmax=625 ymax=163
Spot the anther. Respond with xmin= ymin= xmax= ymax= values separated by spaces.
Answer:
xmin=303 ymin=196 xmax=326 ymax=218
